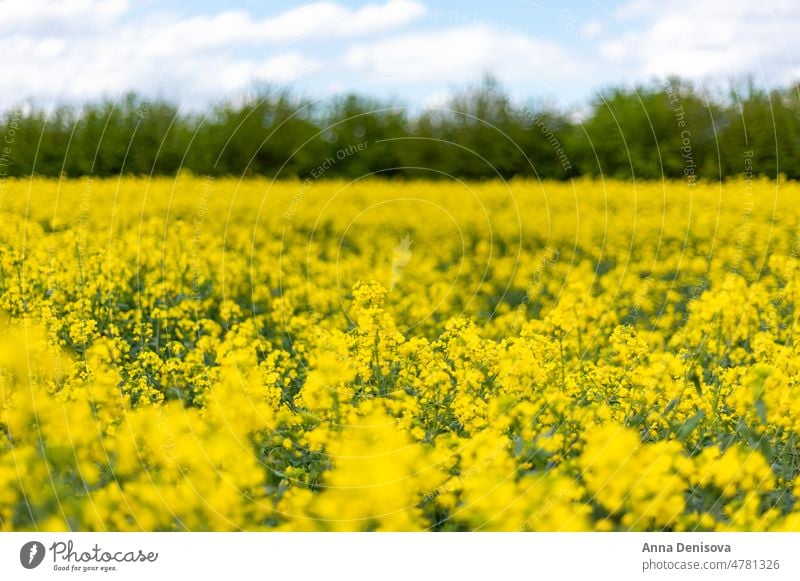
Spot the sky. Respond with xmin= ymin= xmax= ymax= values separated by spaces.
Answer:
xmin=1 ymin=0 xmax=798 ymax=112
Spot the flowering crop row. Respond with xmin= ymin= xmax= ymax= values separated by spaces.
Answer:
xmin=0 ymin=176 xmax=798 ymax=531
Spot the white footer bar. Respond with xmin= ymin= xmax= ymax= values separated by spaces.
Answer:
xmin=1 ymin=533 xmax=797 ymax=580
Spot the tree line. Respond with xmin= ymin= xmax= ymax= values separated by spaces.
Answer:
xmin=2 ymin=76 xmax=799 ymax=181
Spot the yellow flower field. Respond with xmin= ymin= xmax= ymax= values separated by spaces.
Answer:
xmin=1 ymin=175 xmax=799 ymax=531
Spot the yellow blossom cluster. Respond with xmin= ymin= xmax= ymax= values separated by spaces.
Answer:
xmin=0 ymin=175 xmax=798 ymax=531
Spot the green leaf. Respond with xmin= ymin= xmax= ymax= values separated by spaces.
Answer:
xmin=676 ymin=411 xmax=705 ymax=441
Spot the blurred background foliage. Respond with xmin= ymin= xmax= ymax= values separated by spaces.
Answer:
xmin=2 ymin=76 xmax=798 ymax=180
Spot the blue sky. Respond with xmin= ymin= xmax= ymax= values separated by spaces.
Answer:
xmin=1 ymin=0 xmax=797 ymax=112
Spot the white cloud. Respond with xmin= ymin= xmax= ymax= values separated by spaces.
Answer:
xmin=344 ymin=25 xmax=578 ymax=83
xmin=141 ymin=0 xmax=425 ymax=55
xmin=33 ymin=37 xmax=67 ymax=59
xmin=0 ymin=0 xmax=425 ymax=110
xmin=603 ymin=0 xmax=800 ymax=83
xmin=0 ymin=0 xmax=129 ymax=30
xmin=342 ymin=0 xmax=426 ymax=36
xmin=2 ymin=0 xmax=798 ymax=115
xmin=256 ymin=0 xmax=425 ymax=42
xmin=579 ymin=20 xmax=603 ymax=40
xmin=255 ymin=53 xmax=321 ymax=83
xmin=421 ymin=90 xmax=451 ymax=109
xmin=613 ymin=0 xmax=654 ymax=20
xmin=142 ymin=11 xmax=257 ymax=57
